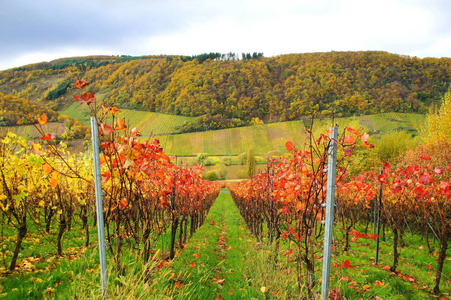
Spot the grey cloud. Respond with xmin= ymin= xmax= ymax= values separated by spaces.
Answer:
xmin=0 ymin=0 xmax=192 ymax=57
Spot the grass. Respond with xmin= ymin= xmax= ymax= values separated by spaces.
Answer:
xmin=1 ymin=191 xmax=448 ymax=299
xmin=151 ymin=191 xmax=299 ymax=299
xmin=325 ymin=222 xmax=451 ymax=300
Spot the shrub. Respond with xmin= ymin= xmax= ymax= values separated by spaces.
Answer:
xmin=197 ymin=153 xmax=209 ymax=165
xmin=215 ymin=164 xmax=228 ymax=180
xmin=238 ymin=152 xmax=247 ymax=165
xmin=203 ymin=170 xmax=219 ymax=181
xmin=237 ymin=170 xmax=249 ymax=179
xmin=220 ymin=157 xmax=232 ymax=166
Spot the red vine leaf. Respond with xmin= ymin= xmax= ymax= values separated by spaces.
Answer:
xmin=285 ymin=141 xmax=294 ymax=151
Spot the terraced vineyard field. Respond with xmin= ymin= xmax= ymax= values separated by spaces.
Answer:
xmin=0 ymin=109 xmax=424 ymax=157
xmin=0 ymin=122 xmax=66 ymax=139
xmin=158 ymin=113 xmax=425 ymax=156
xmin=61 ymin=102 xmax=195 ymax=136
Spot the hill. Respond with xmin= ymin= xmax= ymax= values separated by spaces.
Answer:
xmin=0 ymin=51 xmax=449 ymax=131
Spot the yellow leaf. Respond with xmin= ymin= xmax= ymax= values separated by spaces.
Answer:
xmin=39 ymin=201 xmax=45 ymax=207
xmin=0 ymin=194 xmax=6 ymax=201
xmin=7 ymin=132 xmax=17 ymax=138
xmin=260 ymin=286 xmax=268 ymax=293
xmin=0 ymin=202 xmax=8 ymax=211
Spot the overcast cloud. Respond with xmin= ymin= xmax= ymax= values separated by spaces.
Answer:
xmin=1 ymin=0 xmax=450 ymax=70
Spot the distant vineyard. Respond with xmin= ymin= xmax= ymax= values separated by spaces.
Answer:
xmin=157 ymin=113 xmax=424 ymax=156
xmin=0 ymin=122 xmax=65 ymax=138
xmin=61 ymin=102 xmax=195 ymax=136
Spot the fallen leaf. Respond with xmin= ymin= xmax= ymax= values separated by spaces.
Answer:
xmin=374 ymin=280 xmax=385 ymax=286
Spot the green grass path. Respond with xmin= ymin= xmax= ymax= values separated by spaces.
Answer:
xmin=165 ymin=191 xmax=273 ymax=300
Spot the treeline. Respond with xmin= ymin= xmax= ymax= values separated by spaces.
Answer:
xmin=180 ymin=52 xmax=264 ymax=63
xmin=1 ymin=51 xmax=451 ymax=130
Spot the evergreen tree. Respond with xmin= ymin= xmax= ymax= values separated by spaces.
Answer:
xmin=246 ymin=147 xmax=256 ymax=177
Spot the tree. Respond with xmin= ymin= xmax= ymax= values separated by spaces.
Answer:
xmin=196 ymin=153 xmax=210 ymax=165
xmin=421 ymin=90 xmax=451 ymax=143
xmin=375 ymin=131 xmax=418 ymax=164
xmin=246 ymin=147 xmax=256 ymax=177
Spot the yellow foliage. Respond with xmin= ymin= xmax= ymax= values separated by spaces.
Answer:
xmin=421 ymin=90 xmax=451 ymax=144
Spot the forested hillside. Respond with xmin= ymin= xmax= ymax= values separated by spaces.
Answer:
xmin=0 ymin=51 xmax=450 ymax=130
xmin=0 ymin=92 xmax=58 ymax=126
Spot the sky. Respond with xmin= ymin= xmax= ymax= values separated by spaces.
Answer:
xmin=1 ymin=0 xmax=450 ymax=71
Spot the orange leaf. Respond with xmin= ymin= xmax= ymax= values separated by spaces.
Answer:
xmin=109 ymin=106 xmax=122 ymax=115
xmin=189 ymin=262 xmax=196 ymax=268
xmin=346 ymin=127 xmax=359 ymax=135
xmin=344 ymin=135 xmax=356 ymax=145
xmin=37 ymin=113 xmax=47 ymax=125
xmin=50 ymin=172 xmax=58 ymax=187
xmin=43 ymin=163 xmax=52 ymax=174
xmin=361 ymin=133 xmax=374 ymax=148
xmin=100 ymin=123 xmax=115 ymax=135
xmin=420 ymin=155 xmax=431 ymax=160
xmin=74 ymin=78 xmax=89 ymax=89
xmin=114 ymin=118 xmax=127 ymax=130
xmin=130 ymin=127 xmax=142 ymax=137
xmin=374 ymin=280 xmax=385 ymax=286
xmin=74 ymin=92 xmax=96 ymax=104
xmin=213 ymin=278 xmax=225 ymax=284
xmin=41 ymin=133 xmax=55 ymax=140
xmin=119 ymin=198 xmax=128 ymax=209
